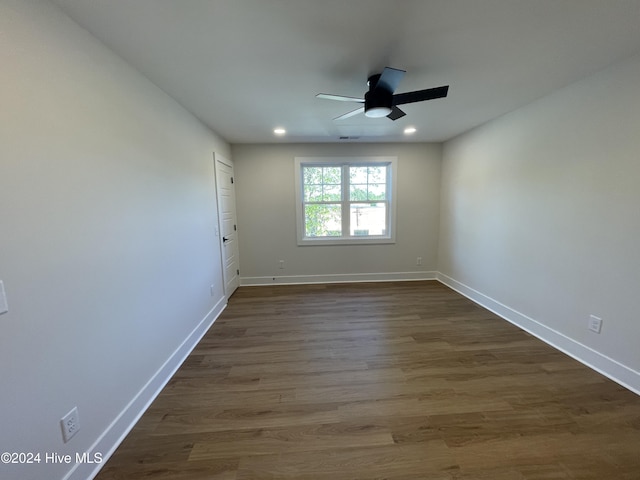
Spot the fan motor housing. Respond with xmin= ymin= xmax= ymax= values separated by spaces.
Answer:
xmin=365 ymin=74 xmax=393 ymax=114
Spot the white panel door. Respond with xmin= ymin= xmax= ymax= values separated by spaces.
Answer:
xmin=215 ymin=153 xmax=240 ymax=299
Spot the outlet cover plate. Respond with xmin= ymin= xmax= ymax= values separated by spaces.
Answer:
xmin=60 ymin=407 xmax=80 ymax=443
xmin=0 ymin=280 xmax=8 ymax=315
xmin=588 ymin=315 xmax=602 ymax=334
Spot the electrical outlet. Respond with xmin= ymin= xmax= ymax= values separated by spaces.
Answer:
xmin=60 ymin=407 xmax=80 ymax=443
xmin=416 ymin=257 xmax=422 ymax=266
xmin=210 ymin=284 xmax=215 ymax=296
xmin=0 ymin=280 xmax=8 ymax=315
xmin=588 ymin=315 xmax=602 ymax=334
xmin=279 ymin=260 xmax=285 ymax=270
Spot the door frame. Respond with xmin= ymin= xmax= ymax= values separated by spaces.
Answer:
xmin=214 ymin=152 xmax=240 ymax=301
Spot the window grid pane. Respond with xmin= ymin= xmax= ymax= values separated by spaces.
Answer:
xmin=303 ymin=166 xmax=343 ymax=204
xmin=349 ymin=202 xmax=387 ymax=236
xmin=304 ymin=203 xmax=342 ymax=237
xmin=349 ymin=166 xmax=387 ymax=202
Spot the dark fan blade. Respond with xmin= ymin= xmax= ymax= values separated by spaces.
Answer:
xmin=375 ymin=67 xmax=406 ymax=93
xmin=334 ymin=106 xmax=365 ymax=120
xmin=317 ymin=93 xmax=364 ymax=103
xmin=387 ymin=106 xmax=406 ymax=121
xmin=393 ymin=85 xmax=449 ymax=106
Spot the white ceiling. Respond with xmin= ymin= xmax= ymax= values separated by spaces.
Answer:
xmin=51 ymin=0 xmax=640 ymax=144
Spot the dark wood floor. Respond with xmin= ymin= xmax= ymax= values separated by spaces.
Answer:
xmin=95 ymin=281 xmax=640 ymax=479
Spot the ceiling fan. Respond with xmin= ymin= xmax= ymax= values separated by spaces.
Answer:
xmin=317 ymin=67 xmax=449 ymax=121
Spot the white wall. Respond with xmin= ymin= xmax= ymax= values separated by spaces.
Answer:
xmin=231 ymin=143 xmax=442 ymax=284
xmin=439 ymin=53 xmax=640 ymax=392
xmin=0 ymin=2 xmax=229 ymax=479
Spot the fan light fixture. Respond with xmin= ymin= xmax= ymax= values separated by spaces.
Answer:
xmin=365 ymin=106 xmax=392 ymax=118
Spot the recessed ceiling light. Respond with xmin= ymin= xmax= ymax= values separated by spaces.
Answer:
xmin=404 ymin=127 xmax=417 ymax=135
xmin=273 ymin=128 xmax=286 ymax=135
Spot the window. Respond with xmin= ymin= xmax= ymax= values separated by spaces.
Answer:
xmin=295 ymin=157 xmax=397 ymax=245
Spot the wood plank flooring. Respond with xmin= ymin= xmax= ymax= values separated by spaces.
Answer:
xmin=94 ymin=281 xmax=640 ymax=479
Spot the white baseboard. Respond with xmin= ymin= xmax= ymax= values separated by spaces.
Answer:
xmin=240 ymin=271 xmax=437 ymax=286
xmin=436 ymin=272 xmax=640 ymax=396
xmin=64 ymin=297 xmax=227 ymax=480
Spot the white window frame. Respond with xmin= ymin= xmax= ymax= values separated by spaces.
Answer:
xmin=294 ymin=156 xmax=397 ymax=246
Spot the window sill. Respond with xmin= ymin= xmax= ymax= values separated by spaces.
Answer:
xmin=298 ymin=236 xmax=395 ymax=246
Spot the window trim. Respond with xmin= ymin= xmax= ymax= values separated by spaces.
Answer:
xmin=294 ymin=156 xmax=397 ymax=246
